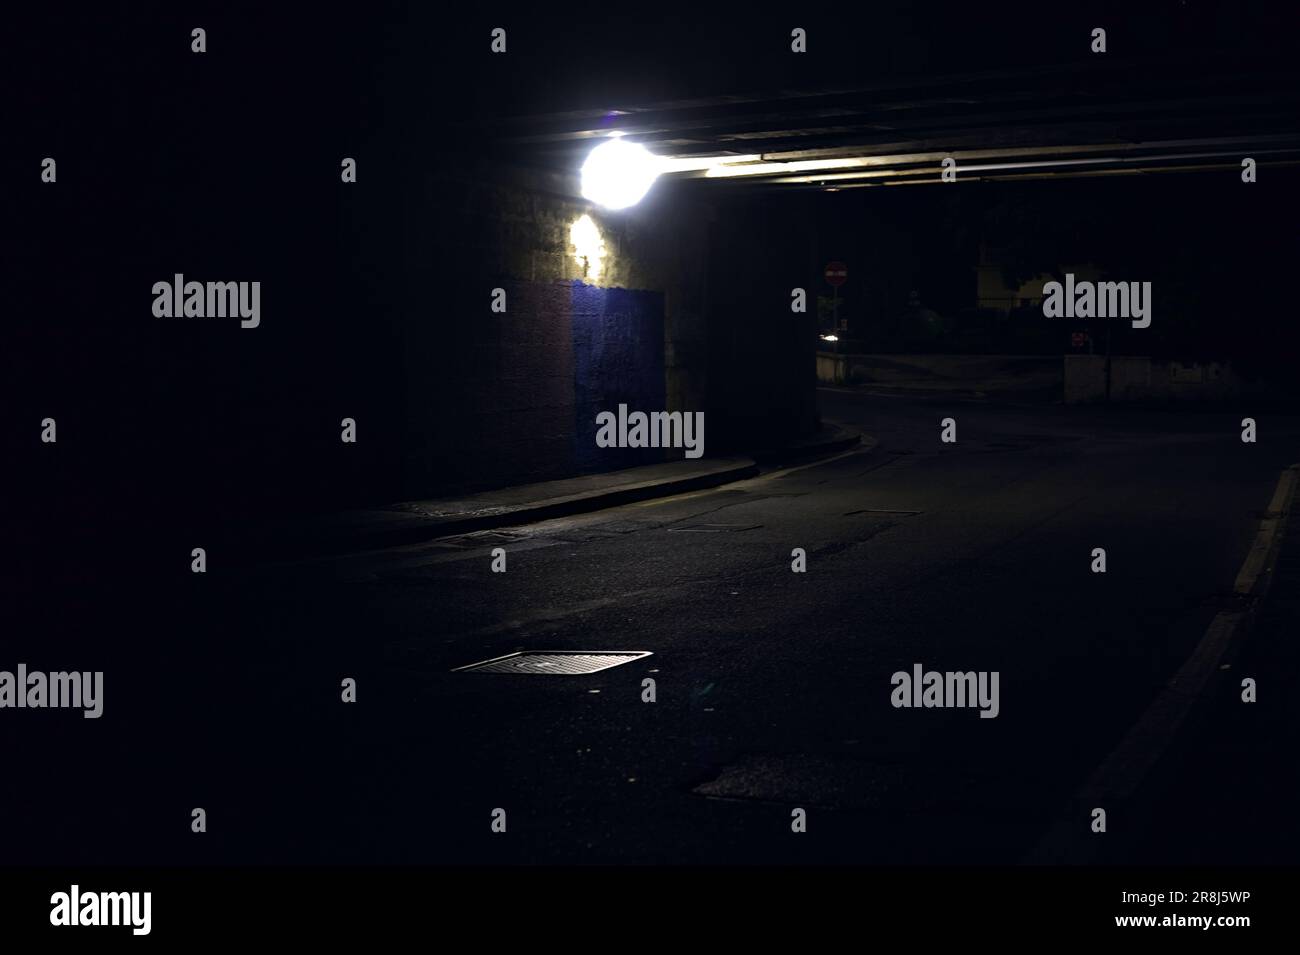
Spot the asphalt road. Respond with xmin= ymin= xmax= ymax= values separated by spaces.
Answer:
xmin=13 ymin=390 xmax=1300 ymax=865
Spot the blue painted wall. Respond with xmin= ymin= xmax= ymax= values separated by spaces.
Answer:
xmin=569 ymin=281 xmax=667 ymax=473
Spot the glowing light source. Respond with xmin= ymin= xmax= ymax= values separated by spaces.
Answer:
xmin=819 ymin=334 xmax=839 ymax=342
xmin=569 ymin=214 xmax=606 ymax=281
xmin=705 ymin=158 xmax=876 ymax=178
xmin=581 ymin=139 xmax=661 ymax=209
xmin=656 ymin=153 xmax=762 ymax=172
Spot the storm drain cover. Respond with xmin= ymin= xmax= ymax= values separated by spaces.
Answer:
xmin=452 ymin=651 xmax=652 ymax=675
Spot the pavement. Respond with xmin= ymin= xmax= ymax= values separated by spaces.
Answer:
xmin=1098 ymin=477 xmax=1300 ymax=865
xmin=11 ymin=392 xmax=1300 ymax=866
xmin=239 ymin=421 xmax=862 ymax=562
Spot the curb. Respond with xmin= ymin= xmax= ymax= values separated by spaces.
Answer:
xmin=244 ymin=424 xmax=872 ymax=564
xmin=252 ymin=459 xmax=761 ymax=562
xmin=1024 ymin=463 xmax=1300 ymax=863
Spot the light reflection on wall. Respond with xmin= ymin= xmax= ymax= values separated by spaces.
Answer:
xmin=569 ymin=214 xmax=606 ymax=282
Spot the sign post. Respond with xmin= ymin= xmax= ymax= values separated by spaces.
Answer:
xmin=824 ymin=261 xmax=847 ymax=334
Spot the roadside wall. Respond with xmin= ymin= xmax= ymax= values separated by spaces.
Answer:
xmin=371 ymin=166 xmax=817 ymax=500
xmin=817 ymin=352 xmax=1061 ymax=395
xmin=1064 ymin=355 xmax=1242 ymax=404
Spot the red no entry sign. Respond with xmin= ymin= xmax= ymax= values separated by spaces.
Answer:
xmin=824 ymin=261 xmax=848 ymax=287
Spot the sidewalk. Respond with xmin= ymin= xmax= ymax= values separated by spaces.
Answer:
xmin=1023 ymin=464 xmax=1299 ymax=865
xmin=241 ymin=422 xmax=863 ymax=563
xmin=1109 ymin=500 xmax=1300 ymax=864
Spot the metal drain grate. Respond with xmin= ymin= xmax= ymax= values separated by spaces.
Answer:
xmin=452 ymin=651 xmax=652 ymax=675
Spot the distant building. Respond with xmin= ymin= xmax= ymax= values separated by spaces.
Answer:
xmin=975 ymin=244 xmax=1101 ymax=314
